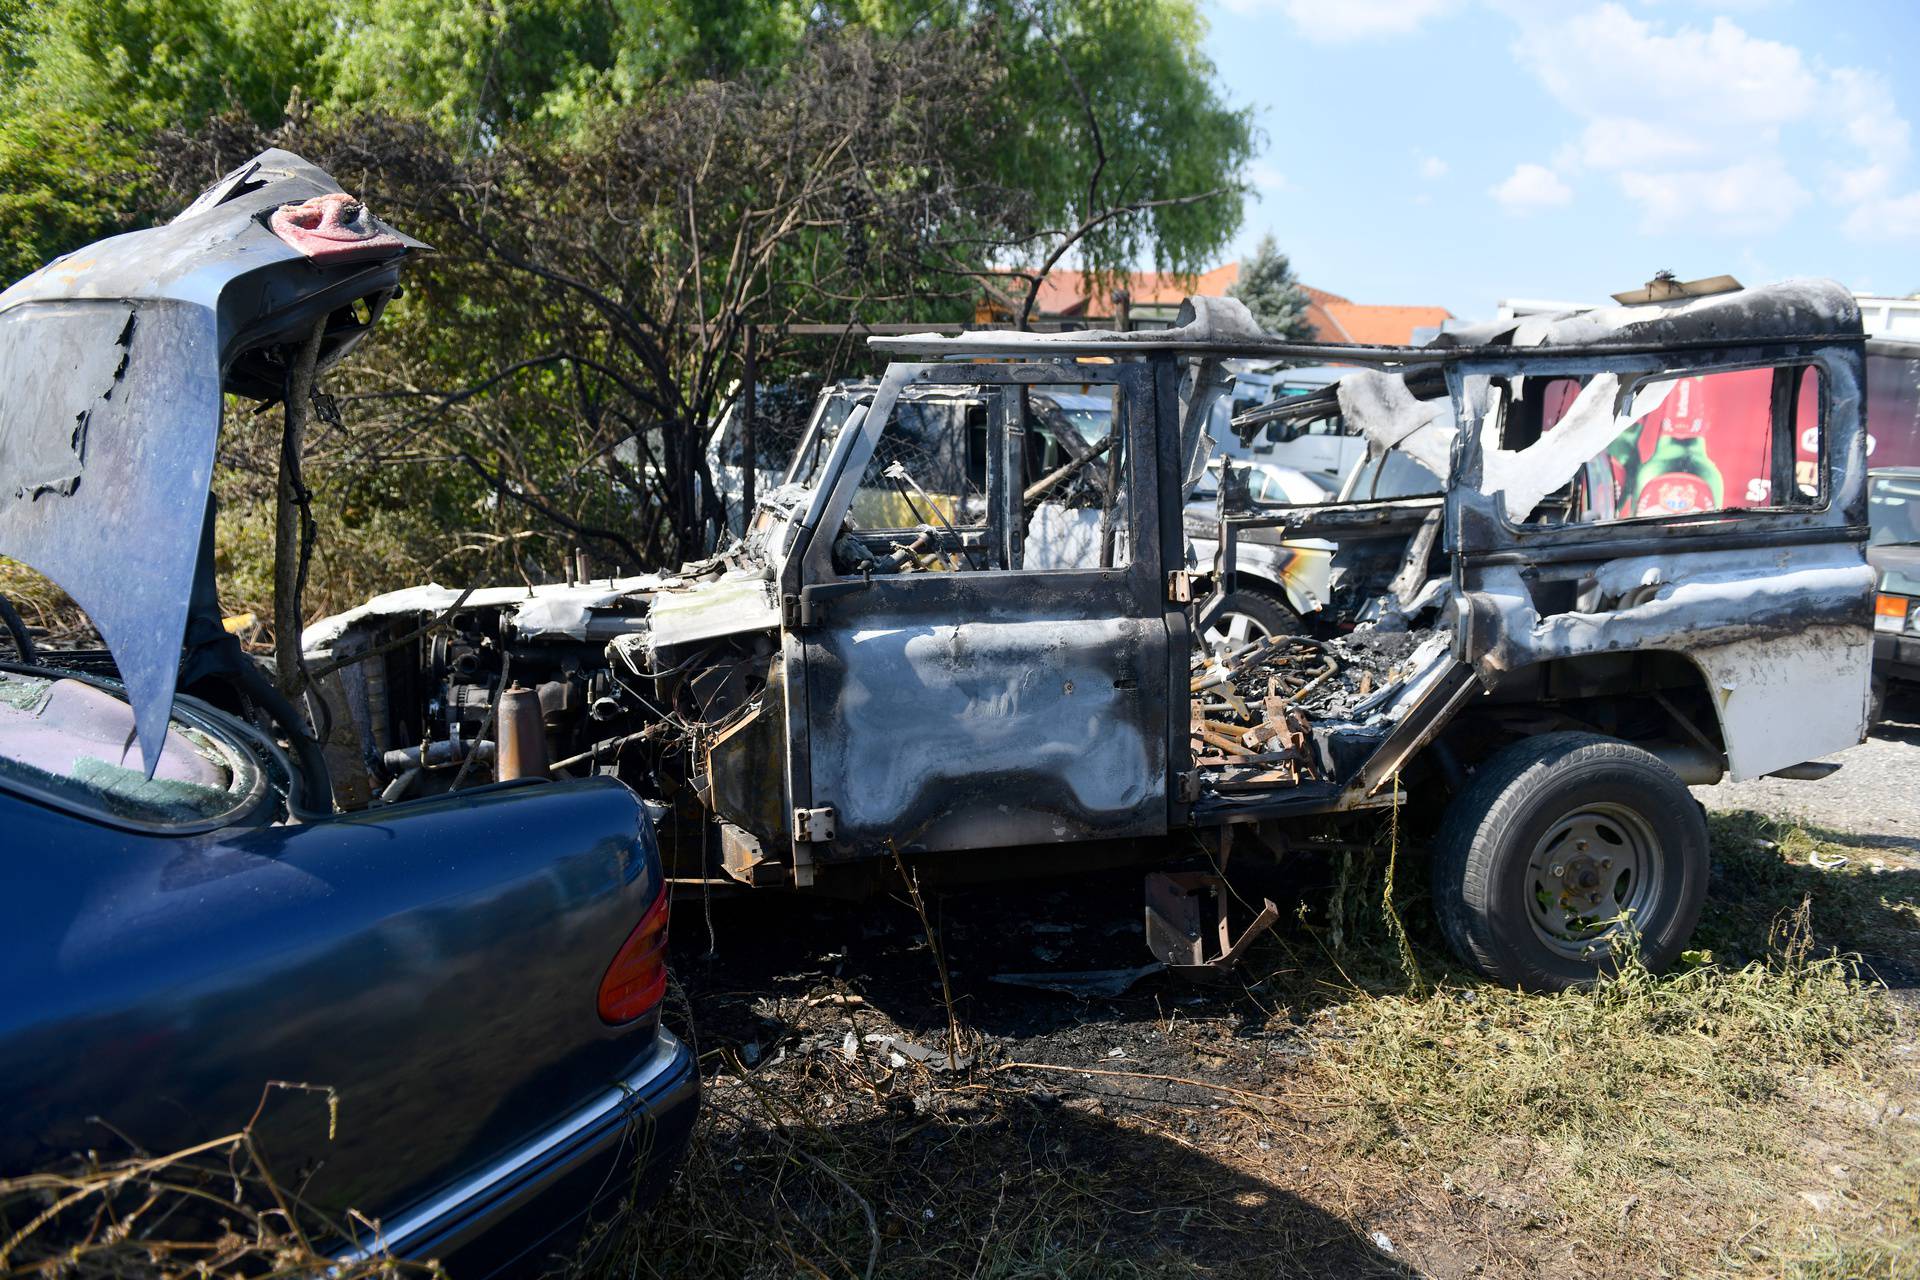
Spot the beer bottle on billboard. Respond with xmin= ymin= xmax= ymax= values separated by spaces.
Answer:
xmin=1605 ymin=426 xmax=1641 ymax=519
xmin=1635 ymin=378 xmax=1723 ymax=515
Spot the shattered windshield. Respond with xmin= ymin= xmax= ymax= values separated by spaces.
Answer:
xmin=1034 ymin=392 xmax=1113 ymax=446
xmin=0 ymin=670 xmax=258 ymax=826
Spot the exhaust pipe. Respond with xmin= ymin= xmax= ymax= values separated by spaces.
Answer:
xmin=1648 ymin=742 xmax=1726 ymax=786
xmin=1764 ymin=760 xmax=1841 ymax=781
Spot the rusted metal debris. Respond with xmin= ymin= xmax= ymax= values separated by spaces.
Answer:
xmin=1143 ymin=870 xmax=1281 ymax=975
xmin=1189 ymin=635 xmax=1331 ymax=785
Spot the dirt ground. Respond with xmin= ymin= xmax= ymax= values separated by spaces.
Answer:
xmin=1695 ymin=685 xmax=1920 ymax=854
xmin=621 ymin=726 xmax=1920 ymax=1279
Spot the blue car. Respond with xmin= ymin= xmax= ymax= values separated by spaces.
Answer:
xmin=0 ymin=151 xmax=697 ymax=1274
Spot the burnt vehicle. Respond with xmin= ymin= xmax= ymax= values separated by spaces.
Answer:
xmin=309 ymin=280 xmax=1875 ymax=992
xmin=0 ymin=152 xmax=694 ymax=1274
xmin=1868 ymin=466 xmax=1920 ymax=718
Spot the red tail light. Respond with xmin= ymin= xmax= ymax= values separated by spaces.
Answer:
xmin=269 ymin=192 xmax=406 ymax=262
xmin=597 ymin=887 xmax=670 ymax=1024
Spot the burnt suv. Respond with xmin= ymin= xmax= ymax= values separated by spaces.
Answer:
xmin=309 ymin=281 xmax=1876 ymax=991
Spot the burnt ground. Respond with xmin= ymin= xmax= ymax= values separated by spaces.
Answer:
xmin=644 ymin=864 xmax=1426 ymax=1278
xmin=619 ymin=790 xmax=1920 ymax=1280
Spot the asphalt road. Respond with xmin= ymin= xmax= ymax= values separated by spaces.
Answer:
xmin=1693 ymin=684 xmax=1920 ymax=856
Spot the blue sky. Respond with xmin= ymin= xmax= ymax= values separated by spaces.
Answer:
xmin=1202 ymin=0 xmax=1920 ymax=321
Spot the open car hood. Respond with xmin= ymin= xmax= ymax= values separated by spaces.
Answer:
xmin=0 ymin=150 xmax=423 ymax=772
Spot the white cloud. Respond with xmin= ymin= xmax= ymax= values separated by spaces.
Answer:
xmin=1503 ymin=3 xmax=1917 ymax=241
xmin=1419 ymin=155 xmax=1449 ymax=180
xmin=1246 ymin=161 xmax=1292 ymax=194
xmin=1829 ymin=68 xmax=1910 ymax=167
xmin=1490 ymin=163 xmax=1572 ymax=212
xmin=1220 ymin=0 xmax=1456 ymax=43
xmin=1824 ymin=68 xmax=1913 ymax=225
xmin=1616 ymin=156 xmax=1810 ymax=235
xmin=1561 ymin=117 xmax=1708 ymax=172
xmin=1512 ymin=5 xmax=1816 ymax=135
xmin=1845 ymin=190 xmax=1920 ymax=241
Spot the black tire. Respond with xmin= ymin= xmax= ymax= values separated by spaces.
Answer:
xmin=1431 ymin=731 xmax=1709 ymax=991
xmin=1869 ymin=674 xmax=1887 ymax=727
xmin=1199 ymin=583 xmax=1301 ymax=648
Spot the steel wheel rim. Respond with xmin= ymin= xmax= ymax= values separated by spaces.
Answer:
xmin=1524 ymin=801 xmax=1666 ymax=961
xmin=1201 ymin=608 xmax=1270 ymax=650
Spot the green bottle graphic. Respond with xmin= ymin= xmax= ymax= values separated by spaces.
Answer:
xmin=1635 ymin=378 xmax=1723 ymax=516
xmin=1606 ymin=427 xmax=1642 ymax=519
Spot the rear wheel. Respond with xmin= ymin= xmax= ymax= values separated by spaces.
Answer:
xmin=1199 ymin=583 xmax=1301 ymax=649
xmin=1432 ymin=732 xmax=1709 ymax=991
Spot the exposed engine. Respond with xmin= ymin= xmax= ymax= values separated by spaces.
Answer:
xmin=304 ymin=561 xmax=772 ymax=878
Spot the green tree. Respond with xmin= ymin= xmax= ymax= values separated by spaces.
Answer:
xmin=0 ymin=0 xmax=338 ymax=278
xmin=3 ymin=0 xmax=1260 ymax=611
xmin=1230 ymin=233 xmax=1316 ymax=340
xmin=1 ymin=0 xmax=1253 ymax=287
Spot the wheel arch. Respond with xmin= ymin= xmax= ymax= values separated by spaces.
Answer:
xmin=1444 ymin=648 xmax=1730 ymax=783
xmin=1225 ymin=562 xmax=1319 ymax=621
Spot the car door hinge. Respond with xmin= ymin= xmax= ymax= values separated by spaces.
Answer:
xmin=783 ymin=577 xmax=873 ymax=631
xmin=1167 ymin=570 xmax=1194 ymax=604
xmin=793 ymin=805 xmax=836 ymax=843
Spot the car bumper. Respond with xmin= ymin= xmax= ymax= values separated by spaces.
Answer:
xmin=340 ymin=1026 xmax=698 ymax=1276
xmin=1875 ymin=629 xmax=1920 ymax=683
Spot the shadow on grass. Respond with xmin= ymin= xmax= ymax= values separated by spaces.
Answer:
xmin=654 ymin=879 xmax=1433 ymax=1278
xmin=1700 ymin=809 xmax=1920 ymax=986
xmin=660 ymin=813 xmax=1914 ymax=1279
xmin=597 ymin=1071 xmax=1424 ymax=1280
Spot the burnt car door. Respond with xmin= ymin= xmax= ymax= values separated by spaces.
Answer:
xmin=1443 ymin=313 xmax=1875 ymax=780
xmin=775 ymin=360 xmax=1185 ymax=863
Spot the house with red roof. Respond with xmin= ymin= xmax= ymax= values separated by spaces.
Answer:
xmin=985 ymin=263 xmax=1451 ymax=345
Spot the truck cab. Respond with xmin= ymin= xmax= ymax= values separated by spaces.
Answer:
xmin=311 ymin=280 xmax=1876 ymax=991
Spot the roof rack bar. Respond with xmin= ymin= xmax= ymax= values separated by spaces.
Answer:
xmin=868 ymin=331 xmax=1863 ymax=362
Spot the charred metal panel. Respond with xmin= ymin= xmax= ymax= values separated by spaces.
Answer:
xmin=1151 ymin=356 xmax=1195 ymax=829
xmin=0 ymin=149 xmax=420 ymax=773
xmin=648 ymin=570 xmax=779 ymax=649
xmin=1445 ymin=340 xmax=1873 ymax=780
xmin=702 ymin=662 xmax=791 ymax=845
xmin=785 ymin=358 xmax=1172 ymax=857
xmin=0 ymin=300 xmax=220 ymax=772
xmin=802 ymin=600 xmax=1165 ymax=855
xmin=305 ymin=575 xmax=665 ymax=652
xmin=873 ymin=280 xmax=1860 ymax=365
xmin=1458 ymin=550 xmax=1873 ymax=778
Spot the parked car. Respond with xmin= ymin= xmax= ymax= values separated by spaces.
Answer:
xmin=0 ymin=151 xmax=696 ymax=1274
xmin=1208 ymin=362 xmax=1367 ymax=488
xmin=1869 ymin=466 xmax=1920 ymax=718
xmin=1189 ymin=456 xmax=1332 ymax=507
xmin=309 ymin=280 xmax=1877 ymax=993
xmin=1185 ymin=457 xmax=1334 ymax=643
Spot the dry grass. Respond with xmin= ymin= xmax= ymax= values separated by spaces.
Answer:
xmin=0 ymin=558 xmax=94 ymax=651
xmin=0 ymin=1084 xmax=431 ymax=1278
xmin=608 ymin=812 xmax=1920 ymax=1280
xmin=1304 ymin=911 xmax=1911 ymax=1276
